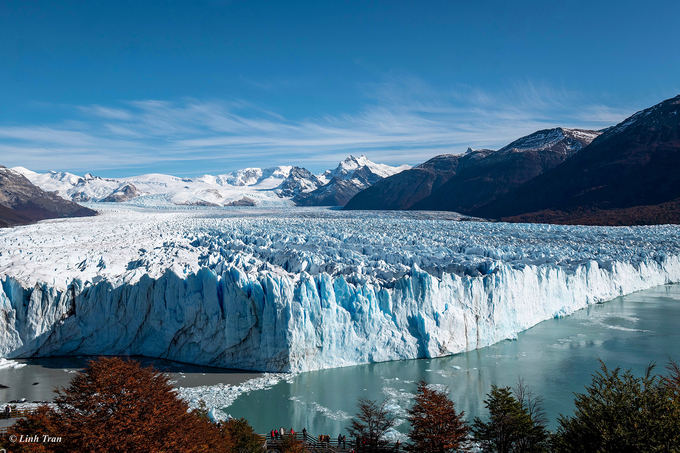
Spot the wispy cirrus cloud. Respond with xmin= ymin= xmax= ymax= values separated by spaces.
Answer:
xmin=0 ymin=127 xmax=95 ymax=146
xmin=79 ymin=105 xmax=133 ymax=120
xmin=0 ymin=76 xmax=640 ymax=176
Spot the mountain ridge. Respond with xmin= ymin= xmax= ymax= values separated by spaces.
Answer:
xmin=344 ymin=127 xmax=599 ymax=212
xmin=14 ymin=155 xmax=409 ymax=208
xmin=474 ymin=95 xmax=680 ymax=224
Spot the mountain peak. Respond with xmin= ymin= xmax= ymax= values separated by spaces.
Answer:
xmin=339 ymin=154 xmax=370 ymax=169
xmin=464 ymin=148 xmax=495 ymax=157
xmin=9 ymin=166 xmax=37 ymax=177
xmin=331 ymin=155 xmax=409 ymax=181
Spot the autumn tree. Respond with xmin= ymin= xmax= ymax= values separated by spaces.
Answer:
xmin=0 ymin=406 xmax=59 ymax=453
xmin=348 ymin=397 xmax=396 ymax=452
xmin=406 ymin=379 xmax=471 ymax=453
xmin=2 ymin=357 xmax=229 ymax=453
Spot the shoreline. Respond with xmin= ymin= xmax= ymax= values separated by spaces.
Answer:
xmin=0 ymin=356 xmax=264 ymax=407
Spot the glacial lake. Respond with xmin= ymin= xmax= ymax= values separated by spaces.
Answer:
xmin=227 ymin=284 xmax=680 ymax=434
xmin=1 ymin=284 xmax=678 ymax=435
xmin=0 ymin=357 xmax=262 ymax=404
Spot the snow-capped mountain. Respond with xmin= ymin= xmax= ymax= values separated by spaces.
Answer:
xmin=275 ymin=167 xmax=324 ymax=198
xmin=343 ymin=154 xmax=462 ymax=211
xmin=496 ymin=128 xmax=600 ymax=155
xmin=12 ymin=168 xmax=122 ymax=202
xmin=294 ymin=155 xmax=410 ymax=206
xmin=10 ymin=166 xmax=294 ymax=207
xmin=322 ymin=155 xmax=409 ymax=181
xmin=347 ymin=95 xmax=680 ymax=225
xmin=13 ymin=156 xmax=405 ymax=208
xmin=411 ymin=127 xmax=601 ymax=213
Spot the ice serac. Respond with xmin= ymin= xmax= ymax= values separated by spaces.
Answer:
xmin=0 ymin=209 xmax=679 ymax=372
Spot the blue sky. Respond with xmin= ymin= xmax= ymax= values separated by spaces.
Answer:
xmin=1 ymin=0 xmax=678 ymax=177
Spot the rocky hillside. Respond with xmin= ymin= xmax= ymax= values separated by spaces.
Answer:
xmin=411 ymin=128 xmax=599 ymax=213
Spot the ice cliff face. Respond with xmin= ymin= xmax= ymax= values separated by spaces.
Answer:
xmin=0 ymin=206 xmax=679 ymax=372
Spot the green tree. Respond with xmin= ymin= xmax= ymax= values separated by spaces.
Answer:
xmin=553 ymin=360 xmax=680 ymax=453
xmin=348 ymin=397 xmax=396 ymax=452
xmin=406 ymin=379 xmax=471 ymax=452
xmin=513 ymin=379 xmax=549 ymax=453
xmin=471 ymin=384 xmax=548 ymax=453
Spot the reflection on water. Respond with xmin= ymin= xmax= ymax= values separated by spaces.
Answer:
xmin=228 ymin=284 xmax=680 ymax=433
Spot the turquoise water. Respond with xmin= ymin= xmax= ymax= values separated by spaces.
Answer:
xmin=227 ymin=284 xmax=680 ymax=434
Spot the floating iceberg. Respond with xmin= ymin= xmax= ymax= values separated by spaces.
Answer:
xmin=0 ymin=206 xmax=678 ymax=372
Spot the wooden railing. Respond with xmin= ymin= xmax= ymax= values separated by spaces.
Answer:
xmin=1 ymin=408 xmax=37 ymax=420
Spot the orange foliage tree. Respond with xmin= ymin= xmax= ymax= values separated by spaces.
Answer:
xmin=406 ymin=379 xmax=471 ymax=453
xmin=2 ymin=357 xmax=232 ymax=453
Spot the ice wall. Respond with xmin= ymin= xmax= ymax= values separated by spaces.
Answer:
xmin=1 ymin=254 xmax=678 ymax=372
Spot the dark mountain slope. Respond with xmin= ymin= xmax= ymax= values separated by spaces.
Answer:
xmin=0 ymin=166 xmax=97 ymax=227
xmin=475 ymin=95 xmax=680 ymax=224
xmin=501 ymin=199 xmax=680 ymax=226
xmin=343 ymin=154 xmax=464 ymax=210
xmin=0 ymin=203 xmax=31 ymax=228
xmin=411 ymin=128 xmax=599 ymax=213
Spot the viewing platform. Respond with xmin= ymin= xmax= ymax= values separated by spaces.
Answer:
xmin=262 ymin=432 xmax=406 ymax=452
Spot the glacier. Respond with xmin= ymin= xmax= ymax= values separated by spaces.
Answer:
xmin=0 ymin=206 xmax=679 ymax=373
